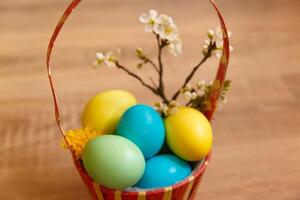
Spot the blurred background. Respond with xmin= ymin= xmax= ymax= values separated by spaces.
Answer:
xmin=0 ymin=0 xmax=299 ymax=199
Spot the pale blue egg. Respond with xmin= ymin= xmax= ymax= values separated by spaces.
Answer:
xmin=135 ymin=154 xmax=192 ymax=189
xmin=117 ymin=104 xmax=165 ymax=159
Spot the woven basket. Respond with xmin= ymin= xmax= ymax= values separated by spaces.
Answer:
xmin=74 ymin=153 xmax=211 ymax=200
xmin=46 ymin=0 xmax=230 ymax=199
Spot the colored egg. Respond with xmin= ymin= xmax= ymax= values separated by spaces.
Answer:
xmin=117 ymin=104 xmax=165 ymax=159
xmin=135 ymin=154 xmax=191 ymax=189
xmin=82 ymin=90 xmax=137 ymax=134
xmin=82 ymin=135 xmax=145 ymax=189
xmin=165 ymin=107 xmax=212 ymax=161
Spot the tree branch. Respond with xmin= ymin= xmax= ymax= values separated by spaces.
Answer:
xmin=145 ymin=58 xmax=159 ymax=73
xmin=115 ymin=62 xmax=169 ymax=103
xmin=156 ymin=34 xmax=169 ymax=103
xmin=149 ymin=76 xmax=158 ymax=88
xmin=171 ymin=54 xmax=210 ymax=101
xmin=116 ymin=62 xmax=157 ymax=94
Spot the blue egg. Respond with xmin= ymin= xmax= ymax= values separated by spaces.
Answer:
xmin=117 ymin=104 xmax=165 ymax=159
xmin=135 ymin=154 xmax=192 ymax=189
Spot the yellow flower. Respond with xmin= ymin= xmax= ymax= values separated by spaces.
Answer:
xmin=61 ymin=127 xmax=100 ymax=159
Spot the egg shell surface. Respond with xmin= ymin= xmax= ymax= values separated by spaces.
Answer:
xmin=117 ymin=104 xmax=165 ymax=159
xmin=165 ymin=107 xmax=212 ymax=161
xmin=135 ymin=154 xmax=191 ymax=189
xmin=82 ymin=89 xmax=137 ymax=134
xmin=82 ymin=135 xmax=145 ymax=189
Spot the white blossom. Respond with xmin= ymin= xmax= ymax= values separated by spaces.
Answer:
xmin=184 ymin=91 xmax=192 ymax=100
xmin=156 ymin=14 xmax=178 ymax=41
xmin=103 ymin=51 xmax=117 ymax=67
xmin=213 ymin=49 xmax=223 ymax=58
xmin=204 ymin=26 xmax=233 ymax=58
xmin=184 ymin=91 xmax=198 ymax=101
xmin=168 ymin=38 xmax=182 ymax=56
xmin=139 ymin=9 xmax=159 ymax=33
xmin=93 ymin=53 xmax=105 ymax=68
xmin=96 ymin=52 xmax=105 ymax=61
xmin=94 ymin=50 xmax=120 ymax=68
xmin=154 ymin=101 xmax=179 ymax=116
xmin=185 ymin=83 xmax=193 ymax=91
xmin=140 ymin=10 xmax=182 ymax=56
xmin=191 ymin=92 xmax=198 ymax=100
xmin=196 ymin=80 xmax=206 ymax=89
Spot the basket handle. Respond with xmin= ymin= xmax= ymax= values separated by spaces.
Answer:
xmin=46 ymin=0 xmax=230 ymax=157
xmin=204 ymin=0 xmax=231 ymax=120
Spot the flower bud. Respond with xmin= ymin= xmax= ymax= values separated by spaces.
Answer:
xmin=137 ymin=63 xmax=143 ymax=69
xmin=185 ymin=83 xmax=192 ymax=91
xmin=136 ymin=47 xmax=147 ymax=60
xmin=207 ymin=29 xmax=215 ymax=39
xmin=169 ymin=100 xmax=179 ymax=108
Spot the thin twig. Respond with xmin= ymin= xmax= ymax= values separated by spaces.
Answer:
xmin=145 ymin=58 xmax=159 ymax=73
xmin=116 ymin=62 xmax=157 ymax=94
xmin=149 ymin=76 xmax=158 ymax=88
xmin=171 ymin=54 xmax=210 ymax=101
xmin=116 ymin=62 xmax=169 ymax=102
xmin=186 ymin=99 xmax=193 ymax=106
xmin=156 ymin=34 xmax=169 ymax=103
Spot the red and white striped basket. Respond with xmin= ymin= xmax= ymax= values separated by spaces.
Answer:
xmin=46 ymin=0 xmax=230 ymax=199
xmin=74 ymin=153 xmax=211 ymax=200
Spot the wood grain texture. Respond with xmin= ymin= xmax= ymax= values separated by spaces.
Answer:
xmin=0 ymin=0 xmax=300 ymax=199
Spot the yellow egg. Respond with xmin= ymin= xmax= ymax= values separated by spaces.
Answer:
xmin=82 ymin=90 xmax=137 ymax=134
xmin=165 ymin=107 xmax=212 ymax=161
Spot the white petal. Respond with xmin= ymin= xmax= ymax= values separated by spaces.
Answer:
xmin=149 ymin=9 xmax=157 ymax=18
xmin=215 ymin=26 xmax=223 ymax=37
xmin=186 ymin=83 xmax=192 ymax=90
xmin=159 ymin=32 xmax=167 ymax=40
xmin=168 ymin=45 xmax=179 ymax=56
xmin=168 ymin=16 xmax=174 ymax=25
xmin=227 ymin=31 xmax=232 ymax=38
xmin=153 ymin=24 xmax=161 ymax=34
xmin=104 ymin=60 xmax=116 ymax=67
xmin=191 ymin=92 xmax=198 ymax=100
xmin=198 ymin=80 xmax=206 ymax=86
xmin=216 ymin=40 xmax=224 ymax=48
xmin=139 ymin=14 xmax=149 ymax=23
xmin=158 ymin=14 xmax=168 ymax=24
xmin=166 ymin=34 xmax=176 ymax=41
xmin=145 ymin=24 xmax=153 ymax=32
xmin=229 ymin=45 xmax=234 ymax=51
xmin=204 ymin=39 xmax=210 ymax=45
xmin=168 ymin=38 xmax=182 ymax=56
xmin=105 ymin=51 xmax=113 ymax=59
xmin=96 ymin=53 xmax=104 ymax=60
xmin=214 ymin=50 xmax=223 ymax=58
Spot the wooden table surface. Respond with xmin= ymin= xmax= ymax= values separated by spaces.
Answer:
xmin=1 ymin=0 xmax=300 ymax=199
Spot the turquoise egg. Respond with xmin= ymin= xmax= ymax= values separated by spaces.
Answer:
xmin=117 ymin=104 xmax=165 ymax=159
xmin=135 ymin=154 xmax=192 ymax=189
xmin=82 ymin=135 xmax=145 ymax=189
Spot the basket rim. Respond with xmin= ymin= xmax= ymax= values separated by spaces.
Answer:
xmin=74 ymin=151 xmax=212 ymax=193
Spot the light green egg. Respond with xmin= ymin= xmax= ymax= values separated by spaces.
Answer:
xmin=82 ymin=135 xmax=145 ymax=189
